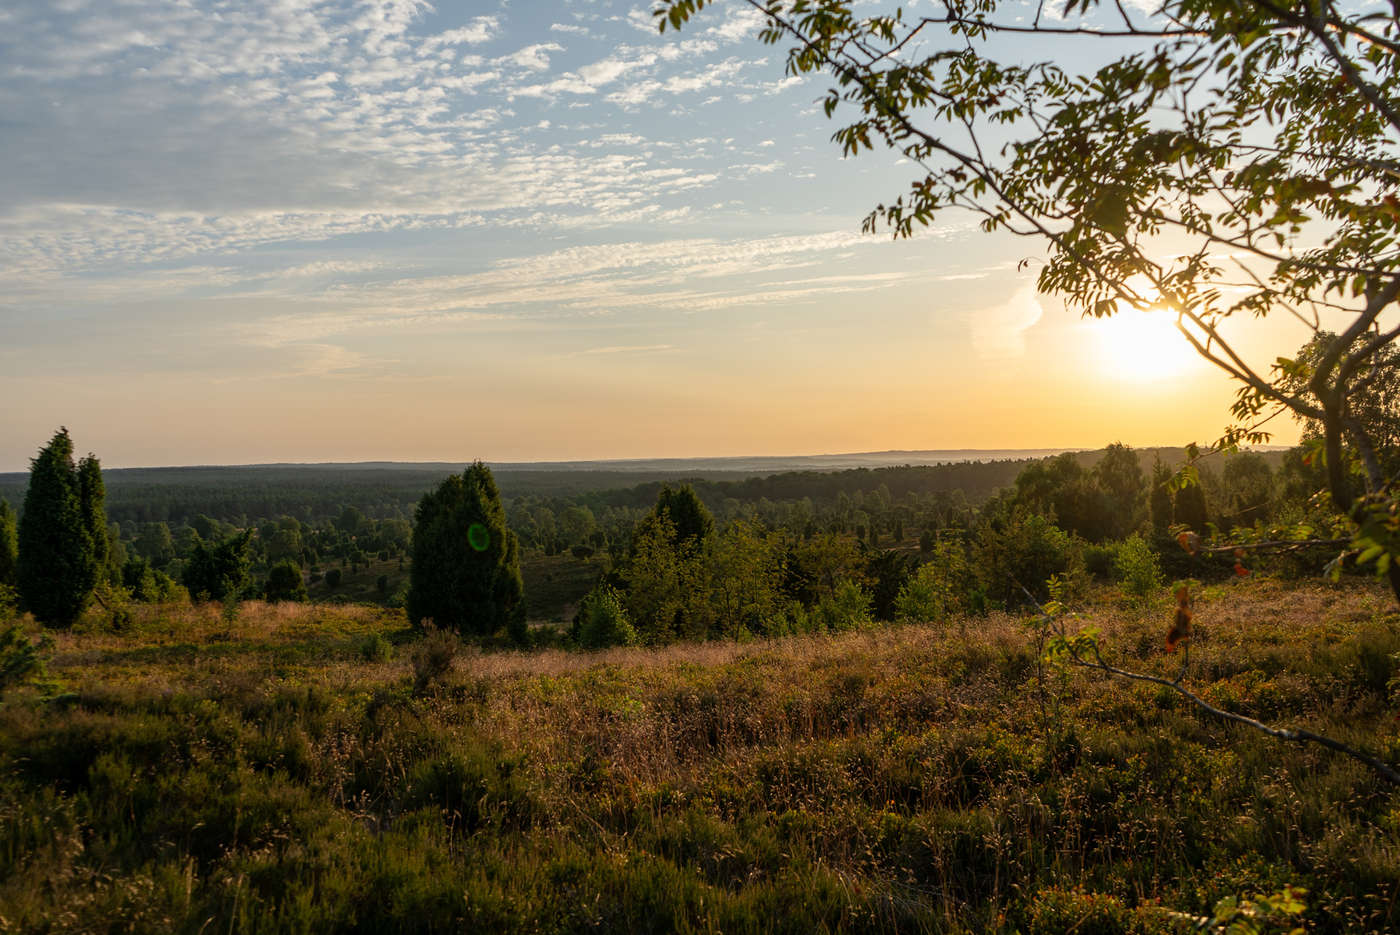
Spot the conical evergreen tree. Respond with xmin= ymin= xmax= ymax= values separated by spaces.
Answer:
xmin=651 ymin=485 xmax=714 ymax=549
xmin=408 ymin=462 xmax=525 ymax=641
xmin=17 ymin=429 xmax=101 ymax=626
xmin=78 ymin=453 xmax=114 ymax=584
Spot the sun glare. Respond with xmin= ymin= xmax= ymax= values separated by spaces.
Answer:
xmin=1093 ymin=308 xmax=1200 ymax=383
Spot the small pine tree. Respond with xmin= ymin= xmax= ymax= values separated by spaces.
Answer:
xmin=576 ymin=584 xmax=637 ymax=649
xmin=17 ymin=429 xmax=102 ymax=627
xmin=408 ymin=462 xmax=525 ymax=642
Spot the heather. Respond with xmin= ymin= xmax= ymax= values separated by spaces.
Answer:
xmin=2 ymin=578 xmax=1397 ymax=933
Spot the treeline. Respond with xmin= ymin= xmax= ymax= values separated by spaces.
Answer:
xmin=0 ymin=434 xmax=419 ymax=624
xmin=561 ymin=441 xmax=1342 ymax=648
xmin=0 ymin=431 xmax=1323 ymax=645
xmin=0 ymin=447 xmax=1229 ymax=533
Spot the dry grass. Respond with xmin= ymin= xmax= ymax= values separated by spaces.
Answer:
xmin=2 ymin=577 xmax=1398 ymax=933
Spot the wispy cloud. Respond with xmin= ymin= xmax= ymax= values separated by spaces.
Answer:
xmin=577 ymin=344 xmax=675 ymax=355
xmin=970 ymin=286 xmax=1045 ymax=359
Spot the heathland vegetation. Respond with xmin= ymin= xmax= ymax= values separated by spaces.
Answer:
xmin=1 ymin=417 xmax=1399 ymax=931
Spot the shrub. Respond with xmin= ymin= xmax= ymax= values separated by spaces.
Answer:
xmin=325 ymin=568 xmax=342 ymax=589
xmin=814 ymin=579 xmax=871 ymax=631
xmin=182 ymin=531 xmax=253 ymax=602
xmin=411 ymin=622 xmax=460 ymax=693
xmin=974 ymin=507 xmax=1086 ymax=606
xmin=0 ymin=624 xmax=48 ymax=696
xmin=264 ymin=561 xmax=308 ymax=602
xmin=1114 ymin=535 xmax=1163 ymax=601
xmin=1082 ymin=543 xmax=1117 ymax=580
xmin=357 ymin=631 xmax=394 ymax=663
xmin=17 ymin=430 xmax=105 ymax=627
xmin=577 ymin=584 xmax=637 ymax=650
xmin=895 ymin=541 xmax=972 ymax=622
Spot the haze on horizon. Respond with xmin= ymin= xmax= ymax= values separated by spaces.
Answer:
xmin=0 ymin=0 xmax=1312 ymax=473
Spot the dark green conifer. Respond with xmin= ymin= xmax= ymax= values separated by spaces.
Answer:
xmin=78 ymin=453 xmax=114 ymax=583
xmin=651 ymin=485 xmax=714 ymax=548
xmin=182 ymin=531 xmax=253 ymax=602
xmin=17 ymin=429 xmax=101 ymax=626
xmin=264 ymin=560 xmax=308 ymax=602
xmin=408 ymin=462 xmax=525 ymax=642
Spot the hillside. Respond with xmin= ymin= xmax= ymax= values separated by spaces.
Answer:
xmin=2 ymin=578 xmax=1396 ymax=932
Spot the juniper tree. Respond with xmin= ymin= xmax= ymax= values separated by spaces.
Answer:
xmin=17 ymin=429 xmax=102 ymax=627
xmin=650 ymin=484 xmax=714 ymax=549
xmin=408 ymin=462 xmax=525 ymax=642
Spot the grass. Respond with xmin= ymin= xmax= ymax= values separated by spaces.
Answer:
xmin=1 ymin=578 xmax=1398 ymax=932
xmin=519 ymin=550 xmax=608 ymax=623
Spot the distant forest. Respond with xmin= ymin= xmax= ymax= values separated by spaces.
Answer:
xmin=0 ymin=446 xmax=1248 ymax=530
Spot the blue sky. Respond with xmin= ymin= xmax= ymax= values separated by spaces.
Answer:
xmin=0 ymin=0 xmax=1298 ymax=469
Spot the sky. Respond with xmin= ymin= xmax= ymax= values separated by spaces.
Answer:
xmin=0 ymin=0 xmax=1312 ymax=470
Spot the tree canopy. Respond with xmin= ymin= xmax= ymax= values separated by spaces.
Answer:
xmin=659 ymin=0 xmax=1400 ymax=597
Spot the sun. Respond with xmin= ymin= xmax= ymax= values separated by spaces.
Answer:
xmin=1093 ymin=308 xmax=1200 ymax=383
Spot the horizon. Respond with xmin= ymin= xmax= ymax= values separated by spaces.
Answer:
xmin=0 ymin=441 xmax=1294 ymax=476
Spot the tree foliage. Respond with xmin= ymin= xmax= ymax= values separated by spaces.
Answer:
xmin=17 ymin=429 xmax=104 ymax=627
xmin=264 ymin=560 xmax=308 ymax=603
xmin=408 ymin=462 xmax=526 ymax=642
xmin=182 ymin=531 xmax=253 ymax=603
xmin=650 ymin=484 xmax=714 ymax=548
xmin=659 ymin=0 xmax=1400 ymax=597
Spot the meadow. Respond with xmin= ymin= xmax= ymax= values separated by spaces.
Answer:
xmin=2 ymin=577 xmax=1398 ymax=933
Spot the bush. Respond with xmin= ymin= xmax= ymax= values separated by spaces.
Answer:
xmin=408 ymin=462 xmax=525 ymax=643
xmin=264 ymin=561 xmax=308 ymax=602
xmin=974 ymin=507 xmax=1085 ymax=607
xmin=411 ymin=622 xmax=460 ymax=694
xmin=895 ymin=541 xmax=971 ymax=622
xmin=1082 ymin=543 xmax=1116 ymax=580
xmin=1114 ymin=534 xmax=1162 ymax=601
xmin=814 ymin=579 xmax=871 ymax=632
xmin=576 ymin=584 xmax=637 ymax=650
xmin=325 ymin=568 xmax=342 ymax=589
xmin=357 ymin=631 xmax=394 ymax=663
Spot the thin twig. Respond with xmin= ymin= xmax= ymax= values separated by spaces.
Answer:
xmin=1017 ymin=583 xmax=1400 ymax=786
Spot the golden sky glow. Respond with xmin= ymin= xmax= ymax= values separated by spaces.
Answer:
xmin=0 ymin=0 xmax=1311 ymax=470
